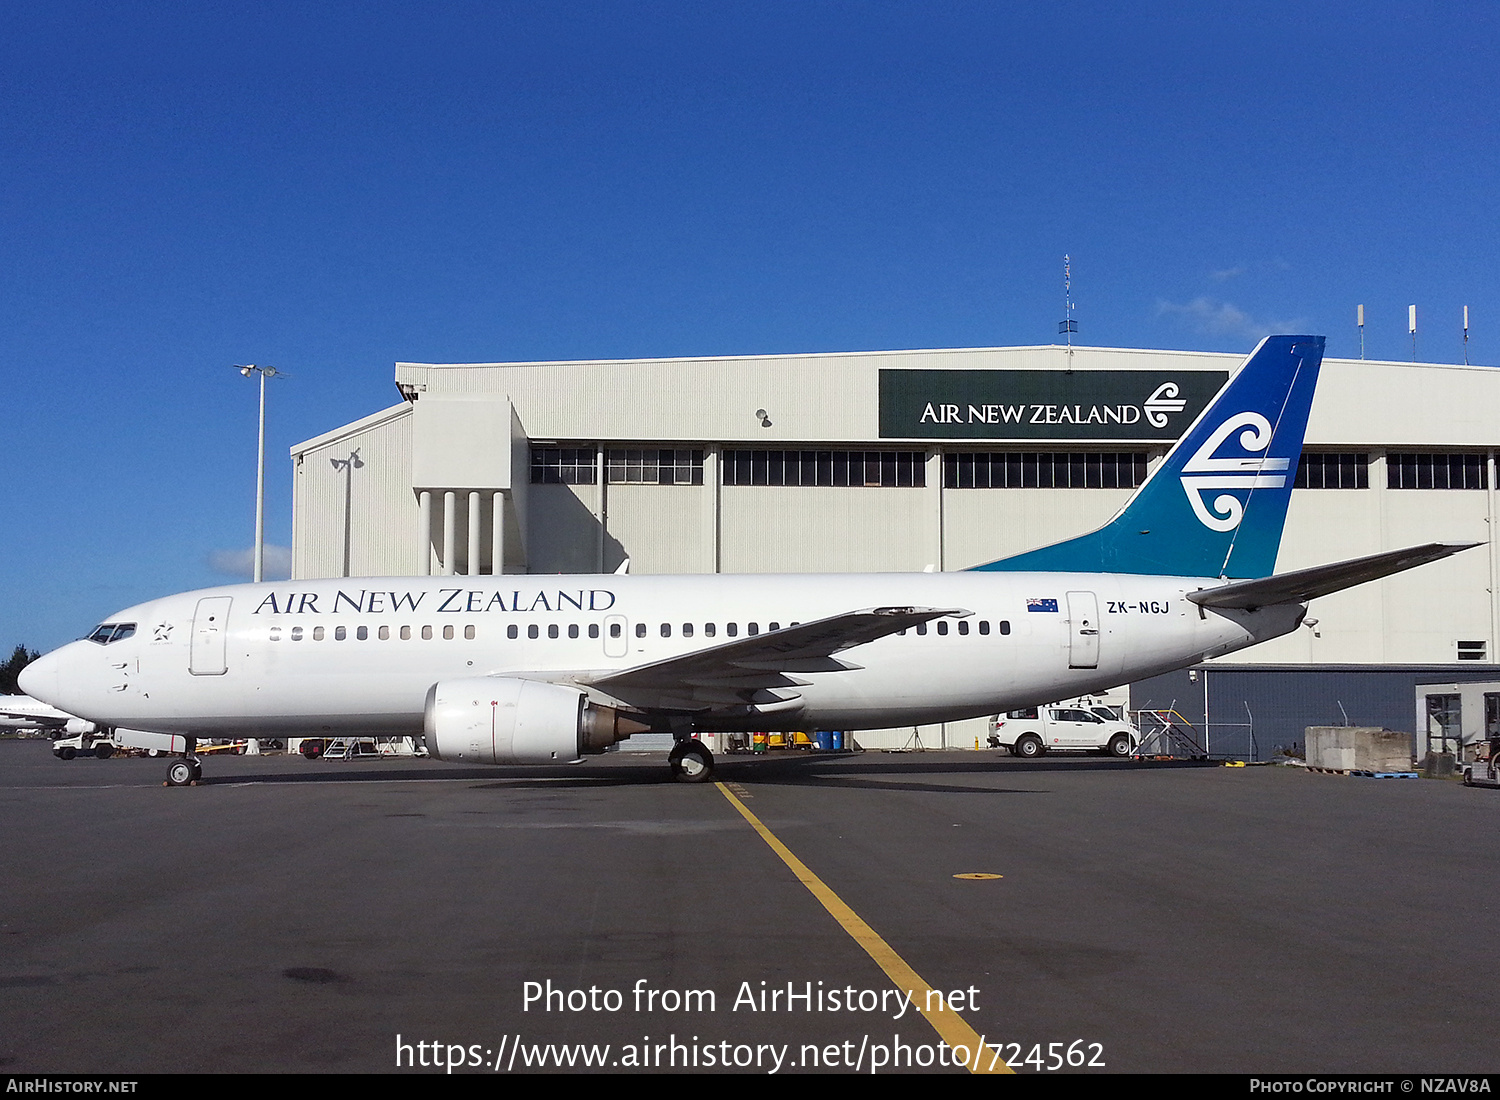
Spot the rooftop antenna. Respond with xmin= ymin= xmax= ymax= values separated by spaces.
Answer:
xmin=1058 ymin=255 xmax=1077 ymax=368
xmin=1463 ymin=305 xmax=1470 ymax=365
xmin=1409 ymin=304 xmax=1418 ymax=362
xmin=1357 ymin=304 xmax=1365 ymax=359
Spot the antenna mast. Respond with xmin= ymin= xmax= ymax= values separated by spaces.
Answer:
xmin=1058 ymin=255 xmax=1077 ymax=364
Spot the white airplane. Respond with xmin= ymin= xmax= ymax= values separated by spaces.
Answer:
xmin=20 ymin=336 xmax=1477 ymax=786
xmin=0 ymin=694 xmax=92 ymax=734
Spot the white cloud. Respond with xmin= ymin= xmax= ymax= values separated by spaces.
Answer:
xmin=1155 ymin=297 xmax=1307 ymax=342
xmin=1208 ymin=266 xmax=1245 ymax=282
xmin=209 ymin=545 xmax=292 ymax=580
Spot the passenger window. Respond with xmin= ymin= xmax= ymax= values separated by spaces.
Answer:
xmin=465 ymin=625 xmax=476 ymax=640
xmin=291 ymin=626 xmax=303 ymax=641
xmin=635 ymin=623 xmax=646 ymax=638
xmin=443 ymin=626 xmax=455 ymax=640
xmin=568 ymin=624 xmax=579 ymax=639
xmin=379 ymin=626 xmax=390 ymax=640
xmin=507 ymin=625 xmax=518 ymax=639
xmin=999 ymin=620 xmax=1011 ymax=635
xmin=682 ymin=623 xmax=694 ymax=637
xmin=400 ymin=626 xmax=411 ymax=640
xmin=604 ymin=624 xmax=616 ymax=639
xmin=421 ymin=626 xmax=433 ymax=640
xmin=356 ymin=626 xmax=368 ymax=640
xmin=747 ymin=623 xmax=759 ymax=636
xmin=269 ymin=627 xmax=282 ymax=641
xmin=916 ymin=623 xmax=927 ymax=636
xmin=978 ymin=621 xmax=990 ymax=635
xmin=591 ymin=624 xmax=602 ymax=639
xmin=936 ymin=621 xmax=948 ymax=636
xmin=548 ymin=624 xmax=558 ymax=639
xmin=335 ymin=626 xmax=347 ymax=641
xmin=957 ymin=621 xmax=969 ymax=636
xmin=528 ymin=625 xmax=539 ymax=640
xmin=727 ymin=623 xmax=738 ymax=637
xmin=704 ymin=623 xmax=716 ymax=637
xmin=661 ymin=623 xmax=671 ymax=638
xmin=314 ymin=626 xmax=326 ymax=641
xmin=769 ymin=622 xmax=780 ymax=631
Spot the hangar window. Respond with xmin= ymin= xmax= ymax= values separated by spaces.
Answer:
xmin=607 ymin=449 xmax=704 ymax=486
xmin=1387 ymin=453 xmax=1487 ymax=490
xmin=723 ymin=450 xmax=925 ymax=487
xmin=1458 ymin=640 xmax=1486 ymax=661
xmin=530 ymin=446 xmax=597 ymax=485
xmin=1294 ymin=453 xmax=1368 ymax=489
xmin=943 ymin=452 xmax=1148 ymax=489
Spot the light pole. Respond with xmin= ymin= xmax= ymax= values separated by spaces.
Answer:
xmin=236 ymin=365 xmax=283 ymax=583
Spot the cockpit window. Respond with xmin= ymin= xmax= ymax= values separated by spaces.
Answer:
xmin=87 ymin=623 xmax=137 ymax=645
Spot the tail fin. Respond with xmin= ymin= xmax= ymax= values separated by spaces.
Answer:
xmin=971 ymin=335 xmax=1325 ymax=579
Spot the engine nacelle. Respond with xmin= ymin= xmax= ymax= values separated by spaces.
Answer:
xmin=63 ymin=718 xmax=99 ymax=736
xmin=423 ymin=677 xmax=648 ymax=764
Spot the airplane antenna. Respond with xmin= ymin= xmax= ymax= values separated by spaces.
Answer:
xmin=1463 ymin=305 xmax=1470 ymax=365
xmin=1409 ymin=304 xmax=1418 ymax=362
xmin=1357 ymin=304 xmax=1365 ymax=360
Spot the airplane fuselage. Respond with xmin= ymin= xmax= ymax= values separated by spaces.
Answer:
xmin=26 ymin=570 xmax=1303 ymax=739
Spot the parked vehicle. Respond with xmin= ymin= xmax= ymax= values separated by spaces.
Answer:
xmin=988 ymin=703 xmax=1140 ymax=758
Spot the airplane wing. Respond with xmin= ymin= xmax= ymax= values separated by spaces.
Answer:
xmin=1187 ymin=542 xmax=1482 ymax=611
xmin=582 ymin=605 xmax=967 ymax=712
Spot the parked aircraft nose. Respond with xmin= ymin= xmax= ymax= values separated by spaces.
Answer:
xmin=18 ymin=650 xmax=60 ymax=704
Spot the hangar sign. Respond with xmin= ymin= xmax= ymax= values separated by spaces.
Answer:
xmin=878 ymin=369 xmax=1229 ymax=440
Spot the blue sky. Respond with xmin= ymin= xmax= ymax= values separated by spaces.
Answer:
xmin=4 ymin=1 xmax=1497 ymax=653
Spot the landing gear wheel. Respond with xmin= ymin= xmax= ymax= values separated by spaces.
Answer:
xmin=669 ymin=740 xmax=715 ymax=783
xmin=1107 ymin=733 xmax=1132 ymax=758
xmin=167 ymin=760 xmax=195 ymax=786
xmin=1014 ymin=734 xmax=1044 ymax=759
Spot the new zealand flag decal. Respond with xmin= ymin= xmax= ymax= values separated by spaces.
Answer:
xmin=1027 ymin=598 xmax=1059 ymax=612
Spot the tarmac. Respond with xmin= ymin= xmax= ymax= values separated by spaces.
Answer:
xmin=1 ymin=738 xmax=1496 ymax=1074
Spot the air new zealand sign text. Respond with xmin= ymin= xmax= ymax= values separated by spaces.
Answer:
xmin=878 ymin=369 xmax=1229 ymax=440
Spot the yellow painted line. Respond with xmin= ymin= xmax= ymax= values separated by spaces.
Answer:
xmin=715 ymin=781 xmax=1012 ymax=1074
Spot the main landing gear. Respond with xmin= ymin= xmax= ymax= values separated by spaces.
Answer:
xmin=668 ymin=738 xmax=715 ymax=783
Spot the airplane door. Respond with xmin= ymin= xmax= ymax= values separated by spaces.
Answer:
xmin=190 ymin=596 xmax=232 ymax=676
xmin=603 ymin=615 xmax=628 ymax=659
xmin=1066 ymin=591 xmax=1100 ymax=669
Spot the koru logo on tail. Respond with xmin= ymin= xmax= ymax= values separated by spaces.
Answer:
xmin=1179 ymin=413 xmax=1289 ymax=532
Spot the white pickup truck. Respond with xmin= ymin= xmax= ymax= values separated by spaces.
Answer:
xmin=988 ymin=704 xmax=1140 ymax=758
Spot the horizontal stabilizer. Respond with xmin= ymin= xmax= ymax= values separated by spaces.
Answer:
xmin=1186 ymin=542 xmax=1482 ymax=610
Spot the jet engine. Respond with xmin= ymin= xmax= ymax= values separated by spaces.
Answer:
xmin=423 ymin=677 xmax=648 ymax=764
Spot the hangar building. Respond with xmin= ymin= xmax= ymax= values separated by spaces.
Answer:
xmin=289 ymin=343 xmax=1500 ymax=757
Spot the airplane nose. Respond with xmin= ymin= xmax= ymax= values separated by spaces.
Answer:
xmin=18 ymin=651 xmax=60 ymax=704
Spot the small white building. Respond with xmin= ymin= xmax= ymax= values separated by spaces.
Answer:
xmin=290 ymin=343 xmax=1500 ymax=751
